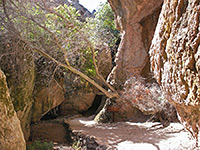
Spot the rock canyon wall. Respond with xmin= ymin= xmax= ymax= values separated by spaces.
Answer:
xmin=107 ymin=0 xmax=163 ymax=87
xmin=96 ymin=0 xmax=164 ymax=122
xmin=149 ymin=0 xmax=200 ymax=140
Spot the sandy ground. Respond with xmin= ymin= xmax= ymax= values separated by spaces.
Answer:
xmin=64 ymin=117 xmax=198 ymax=150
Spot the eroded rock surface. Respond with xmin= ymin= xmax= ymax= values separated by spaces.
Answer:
xmin=96 ymin=44 xmax=113 ymax=79
xmin=149 ymin=0 xmax=200 ymax=140
xmin=32 ymin=79 xmax=65 ymax=122
xmin=32 ymin=57 xmax=65 ymax=122
xmin=0 ymin=69 xmax=26 ymax=150
xmin=60 ymin=44 xmax=112 ymax=116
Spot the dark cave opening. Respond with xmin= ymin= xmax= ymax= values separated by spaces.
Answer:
xmin=41 ymin=105 xmax=61 ymax=120
xmin=40 ymin=95 xmax=103 ymax=120
xmin=82 ymin=95 xmax=103 ymax=117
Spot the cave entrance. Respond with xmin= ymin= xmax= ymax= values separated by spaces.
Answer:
xmin=41 ymin=105 xmax=61 ymax=120
xmin=82 ymin=95 xmax=103 ymax=117
xmin=40 ymin=95 xmax=104 ymax=120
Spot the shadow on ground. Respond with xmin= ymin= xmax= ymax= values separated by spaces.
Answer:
xmin=68 ymin=117 xmax=196 ymax=150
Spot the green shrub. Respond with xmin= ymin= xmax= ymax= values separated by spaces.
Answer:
xmin=86 ymin=2 xmax=120 ymax=47
xmin=26 ymin=141 xmax=54 ymax=150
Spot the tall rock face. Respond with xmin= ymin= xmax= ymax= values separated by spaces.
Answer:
xmin=0 ymin=69 xmax=26 ymax=150
xmin=150 ymin=0 xmax=200 ymax=140
xmin=108 ymin=0 xmax=163 ymax=88
xmin=98 ymin=0 xmax=163 ymax=122
xmin=0 ymin=37 xmax=35 ymax=140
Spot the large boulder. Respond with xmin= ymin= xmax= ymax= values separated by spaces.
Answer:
xmin=149 ymin=0 xmax=200 ymax=141
xmin=60 ymin=74 xmax=96 ymax=116
xmin=32 ymin=57 xmax=65 ymax=122
xmin=0 ymin=37 xmax=35 ymax=140
xmin=32 ymin=78 xmax=65 ymax=122
xmin=0 ymin=69 xmax=26 ymax=150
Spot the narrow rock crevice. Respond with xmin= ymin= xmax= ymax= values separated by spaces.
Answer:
xmin=82 ymin=95 xmax=103 ymax=117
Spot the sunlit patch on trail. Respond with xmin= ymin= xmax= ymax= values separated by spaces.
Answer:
xmin=116 ymin=141 xmax=157 ymax=150
xmin=79 ymin=119 xmax=96 ymax=127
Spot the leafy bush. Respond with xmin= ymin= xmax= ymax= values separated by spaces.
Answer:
xmin=1 ymin=0 xmax=120 ymax=98
xmin=26 ymin=141 xmax=54 ymax=150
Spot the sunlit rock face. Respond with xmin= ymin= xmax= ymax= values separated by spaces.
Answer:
xmin=0 ymin=69 xmax=26 ymax=150
xmin=150 ymin=0 xmax=200 ymax=139
xmin=108 ymin=0 xmax=163 ymax=88
xmin=100 ymin=0 xmax=163 ymax=122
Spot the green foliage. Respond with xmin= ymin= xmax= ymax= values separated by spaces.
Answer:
xmin=45 ymin=4 xmax=81 ymax=35
xmin=85 ymin=2 xmax=120 ymax=47
xmin=44 ymin=4 xmax=97 ymax=77
xmin=2 ymin=1 xmax=118 ymax=79
xmin=72 ymin=140 xmax=81 ymax=149
xmin=20 ymin=3 xmax=97 ymax=77
xmin=26 ymin=141 xmax=54 ymax=150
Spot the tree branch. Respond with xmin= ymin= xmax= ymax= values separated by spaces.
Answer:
xmin=40 ymin=1 xmax=119 ymax=97
xmin=32 ymin=45 xmax=118 ymax=98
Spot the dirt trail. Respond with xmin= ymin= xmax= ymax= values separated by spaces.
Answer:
xmin=67 ymin=117 xmax=197 ymax=150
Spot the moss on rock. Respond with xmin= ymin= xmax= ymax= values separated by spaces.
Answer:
xmin=0 ymin=37 xmax=35 ymax=140
xmin=0 ymin=69 xmax=26 ymax=150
